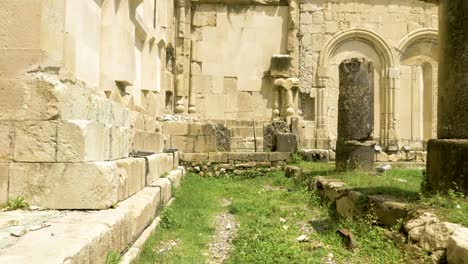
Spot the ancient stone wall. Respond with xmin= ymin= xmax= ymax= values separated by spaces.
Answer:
xmin=189 ymin=3 xmax=289 ymax=121
xmin=0 ymin=0 xmax=178 ymax=208
xmin=298 ymin=0 xmax=439 ymax=150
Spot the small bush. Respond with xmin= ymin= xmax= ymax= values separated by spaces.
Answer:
xmin=160 ymin=207 xmax=177 ymax=229
xmin=287 ymin=152 xmax=303 ymax=165
xmin=7 ymin=196 xmax=29 ymax=210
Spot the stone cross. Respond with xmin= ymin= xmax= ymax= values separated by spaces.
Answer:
xmin=336 ymin=58 xmax=376 ymax=171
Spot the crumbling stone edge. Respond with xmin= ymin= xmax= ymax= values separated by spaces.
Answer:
xmin=284 ymin=165 xmax=468 ymax=264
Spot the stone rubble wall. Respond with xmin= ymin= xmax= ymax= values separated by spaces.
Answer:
xmin=180 ymin=152 xmax=291 ymax=176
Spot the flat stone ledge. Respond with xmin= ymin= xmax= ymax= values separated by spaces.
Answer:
xmin=0 ymin=167 xmax=186 ymax=264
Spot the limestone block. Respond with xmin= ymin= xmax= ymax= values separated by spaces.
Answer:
xmin=228 ymin=152 xmax=269 ymax=162
xmin=149 ymin=178 xmax=172 ymax=205
xmin=336 ymin=191 xmax=366 ymax=218
xmin=141 ymin=132 xmax=164 ymax=153
xmin=180 ymin=153 xmax=209 ymax=163
xmin=209 ymin=152 xmax=228 ymax=163
xmin=0 ymin=122 xmax=13 ymax=161
xmin=368 ymin=195 xmax=408 ymax=227
xmin=300 ymin=149 xmax=329 ymax=162
xmin=131 ymin=131 xmax=163 ymax=154
xmin=173 ymin=151 xmax=180 ymax=168
xmin=316 ymin=178 xmax=348 ymax=203
xmin=57 ymin=120 xmax=107 ymax=162
xmin=270 ymin=55 xmax=292 ymax=78
xmin=0 ymin=186 xmax=162 ymax=264
xmin=276 ymin=132 xmax=298 ymax=153
xmin=116 ymin=158 xmax=146 ymax=198
xmin=14 ymin=121 xmax=57 ymax=162
xmin=9 ymin=162 xmax=123 ymax=209
xmin=0 ymin=163 xmax=9 ymax=206
xmin=268 ymin=152 xmax=291 ymax=161
xmin=146 ymin=154 xmax=163 ymax=185
xmin=447 ymin=228 xmax=468 ymax=264
xmin=284 ymin=165 xmax=301 ymax=178
xmin=129 ymin=112 xmax=145 ymax=130
xmin=109 ymin=127 xmax=130 ymax=160
xmin=163 ymin=122 xmax=190 ymax=136
xmin=167 ymin=169 xmax=183 ymax=187
xmin=0 ymin=79 xmax=58 ymax=121
xmin=144 ymin=115 xmax=159 ymax=132
xmin=419 ymin=222 xmax=461 ymax=252
xmin=194 ymin=136 xmax=217 ymax=153
xmin=111 ymin=102 xmax=130 ymax=128
xmin=190 ymin=123 xmax=215 ymax=136
xmin=170 ymin=135 xmax=195 ymax=152
xmin=96 ymin=98 xmax=112 ymax=125
xmin=160 ymin=154 xmax=174 ymax=176
xmin=376 ymin=151 xmax=389 ymax=162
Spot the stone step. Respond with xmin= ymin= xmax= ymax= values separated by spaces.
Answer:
xmin=0 ymin=167 xmax=186 ymax=264
xmin=6 ymin=153 xmax=178 ymax=209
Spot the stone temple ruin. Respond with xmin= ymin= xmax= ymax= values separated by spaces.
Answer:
xmin=0 ymin=0 xmax=467 ymax=263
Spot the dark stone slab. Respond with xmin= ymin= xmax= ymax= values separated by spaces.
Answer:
xmin=276 ymin=132 xmax=298 ymax=153
xmin=336 ymin=141 xmax=375 ymax=172
xmin=426 ymin=139 xmax=468 ymax=194
xmin=263 ymin=121 xmax=289 ymax=152
xmin=336 ymin=58 xmax=375 ymax=171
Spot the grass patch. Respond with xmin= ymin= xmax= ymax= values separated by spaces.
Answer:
xmin=416 ymin=191 xmax=468 ymax=227
xmin=297 ymin=162 xmax=422 ymax=201
xmin=104 ymin=251 xmax=121 ymax=264
xmin=136 ymin=172 xmax=405 ymax=264
xmin=297 ymin=161 xmax=468 ymax=226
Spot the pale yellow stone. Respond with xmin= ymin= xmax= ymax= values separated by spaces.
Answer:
xmin=14 ymin=121 xmax=57 ymax=162
xmin=57 ymin=120 xmax=108 ymax=162
xmin=0 ymin=163 xmax=9 ymax=206
xmin=9 ymin=162 xmax=122 ymax=209
xmin=0 ymin=122 xmax=13 ymax=161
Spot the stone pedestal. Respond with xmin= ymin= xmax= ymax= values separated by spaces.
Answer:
xmin=336 ymin=58 xmax=375 ymax=171
xmin=426 ymin=139 xmax=468 ymax=193
xmin=426 ymin=0 xmax=468 ymax=193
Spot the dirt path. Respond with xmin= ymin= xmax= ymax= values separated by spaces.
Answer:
xmin=207 ymin=211 xmax=237 ymax=264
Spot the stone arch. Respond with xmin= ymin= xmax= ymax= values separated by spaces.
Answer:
xmin=315 ymin=28 xmax=394 ymax=147
xmin=318 ymin=28 xmax=394 ymax=77
xmin=397 ymin=28 xmax=438 ymax=61
xmin=397 ymin=28 xmax=439 ymax=145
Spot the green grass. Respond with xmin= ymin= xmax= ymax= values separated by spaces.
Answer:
xmin=136 ymin=172 xmax=405 ymax=264
xmin=297 ymin=161 xmax=468 ymax=226
xmin=297 ymin=161 xmax=422 ymax=201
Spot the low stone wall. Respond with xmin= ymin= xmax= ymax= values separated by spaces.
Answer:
xmin=180 ymin=152 xmax=291 ymax=176
xmin=299 ymin=148 xmax=427 ymax=163
xmin=286 ymin=165 xmax=468 ymax=264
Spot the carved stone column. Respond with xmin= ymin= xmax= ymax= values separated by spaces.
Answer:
xmin=426 ymin=0 xmax=468 ymax=194
xmin=315 ymin=67 xmax=329 ymax=149
xmin=336 ymin=58 xmax=375 ymax=171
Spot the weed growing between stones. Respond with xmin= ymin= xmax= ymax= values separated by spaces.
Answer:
xmin=104 ymin=251 xmax=121 ymax=264
xmin=7 ymin=196 xmax=29 ymax=210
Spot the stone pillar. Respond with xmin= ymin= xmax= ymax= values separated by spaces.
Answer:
xmin=336 ymin=58 xmax=375 ymax=171
xmin=426 ymin=0 xmax=468 ymax=193
xmin=315 ymin=67 xmax=329 ymax=149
